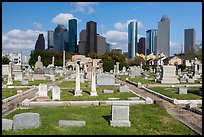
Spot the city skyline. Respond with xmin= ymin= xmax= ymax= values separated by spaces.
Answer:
xmin=2 ymin=2 xmax=202 ymax=58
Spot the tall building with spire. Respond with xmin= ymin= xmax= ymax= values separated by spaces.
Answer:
xmin=68 ymin=19 xmax=77 ymax=53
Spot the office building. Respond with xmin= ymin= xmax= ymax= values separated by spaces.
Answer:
xmin=97 ymin=34 xmax=106 ymax=54
xmin=157 ymin=15 xmax=170 ymax=57
xmin=138 ymin=37 xmax=146 ymax=55
xmin=54 ymin=24 xmax=68 ymax=52
xmin=146 ymin=29 xmax=157 ymax=55
xmin=48 ymin=30 xmax=54 ymax=49
xmin=86 ymin=21 xmax=97 ymax=56
xmin=35 ymin=34 xmax=45 ymax=51
xmin=128 ymin=21 xmax=137 ymax=58
xmin=184 ymin=28 xmax=196 ymax=53
xmin=68 ymin=19 xmax=77 ymax=53
xmin=78 ymin=29 xmax=87 ymax=55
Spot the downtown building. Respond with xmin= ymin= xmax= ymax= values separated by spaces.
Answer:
xmin=146 ymin=29 xmax=157 ymax=55
xmin=86 ymin=21 xmax=97 ymax=56
xmin=138 ymin=37 xmax=146 ymax=55
xmin=53 ymin=24 xmax=68 ymax=52
xmin=128 ymin=21 xmax=138 ymax=58
xmin=68 ymin=19 xmax=77 ymax=53
xmin=157 ymin=15 xmax=170 ymax=57
xmin=48 ymin=30 xmax=54 ymax=50
xmin=35 ymin=34 xmax=45 ymax=51
xmin=184 ymin=28 xmax=196 ymax=53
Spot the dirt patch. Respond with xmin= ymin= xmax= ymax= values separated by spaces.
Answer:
xmin=162 ymin=116 xmax=173 ymax=124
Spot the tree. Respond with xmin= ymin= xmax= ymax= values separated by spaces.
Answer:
xmin=134 ymin=56 xmax=145 ymax=66
xmin=103 ymin=60 xmax=114 ymax=72
xmin=2 ymin=56 xmax=10 ymax=64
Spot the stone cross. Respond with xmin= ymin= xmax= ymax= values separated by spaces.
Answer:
xmin=7 ymin=62 xmax=13 ymax=85
xmin=116 ymin=62 xmax=120 ymax=76
xmin=63 ymin=50 xmax=65 ymax=68
xmin=140 ymin=62 xmax=143 ymax=69
xmin=74 ymin=64 xmax=82 ymax=96
xmin=52 ymin=56 xmax=55 ymax=66
xmin=90 ymin=66 xmax=98 ymax=96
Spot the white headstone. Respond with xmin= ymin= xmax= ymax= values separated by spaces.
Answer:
xmin=38 ymin=84 xmax=48 ymax=97
xmin=52 ymin=56 xmax=55 ymax=66
xmin=52 ymin=85 xmax=61 ymax=100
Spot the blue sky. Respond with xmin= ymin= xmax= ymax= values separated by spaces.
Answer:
xmin=2 ymin=2 xmax=202 ymax=58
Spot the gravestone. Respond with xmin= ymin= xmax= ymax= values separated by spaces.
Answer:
xmin=116 ymin=62 xmax=120 ymax=76
xmin=103 ymin=89 xmax=114 ymax=93
xmin=14 ymin=72 xmax=22 ymax=81
xmin=52 ymin=85 xmax=61 ymax=100
xmin=97 ymin=74 xmax=115 ymax=85
xmin=129 ymin=66 xmax=141 ymax=78
xmin=38 ymin=84 xmax=48 ymax=97
xmin=119 ymin=85 xmax=129 ymax=92
xmin=110 ymin=102 xmax=131 ymax=127
xmin=178 ymin=86 xmax=187 ymax=94
xmin=137 ymin=82 xmax=142 ymax=88
xmin=80 ymin=73 xmax=84 ymax=83
xmin=13 ymin=113 xmax=41 ymax=131
xmin=59 ymin=120 xmax=86 ymax=127
xmin=187 ymin=78 xmax=195 ymax=83
xmin=2 ymin=118 xmax=13 ymax=131
xmin=74 ymin=64 xmax=82 ymax=96
xmin=161 ymin=65 xmax=179 ymax=84
xmin=7 ymin=62 xmax=13 ymax=85
xmin=90 ymin=66 xmax=98 ymax=96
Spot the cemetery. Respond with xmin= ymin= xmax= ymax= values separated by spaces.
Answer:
xmin=2 ymin=54 xmax=202 ymax=135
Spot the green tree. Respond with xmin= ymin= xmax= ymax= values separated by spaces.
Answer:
xmin=134 ymin=56 xmax=145 ymax=66
xmin=2 ymin=56 xmax=10 ymax=64
xmin=103 ymin=60 xmax=114 ymax=72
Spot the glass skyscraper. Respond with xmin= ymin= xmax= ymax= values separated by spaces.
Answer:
xmin=157 ymin=15 xmax=170 ymax=57
xmin=184 ymin=28 xmax=196 ymax=54
xmin=68 ymin=19 xmax=77 ymax=53
xmin=54 ymin=24 xmax=67 ymax=52
xmin=146 ymin=29 xmax=157 ymax=55
xmin=128 ymin=21 xmax=137 ymax=58
xmin=48 ymin=30 xmax=54 ymax=49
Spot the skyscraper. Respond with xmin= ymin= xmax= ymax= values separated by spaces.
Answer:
xmin=138 ymin=37 xmax=146 ymax=55
xmin=54 ymin=24 xmax=67 ymax=52
xmin=128 ymin=21 xmax=137 ymax=58
xmin=48 ymin=30 xmax=54 ymax=49
xmin=68 ymin=19 xmax=77 ymax=53
xmin=78 ymin=29 xmax=87 ymax=55
xmin=146 ymin=29 xmax=157 ymax=55
xmin=157 ymin=15 xmax=170 ymax=57
xmin=97 ymin=34 xmax=106 ymax=54
xmin=35 ymin=34 xmax=45 ymax=51
xmin=184 ymin=28 xmax=196 ymax=53
xmin=86 ymin=21 xmax=97 ymax=56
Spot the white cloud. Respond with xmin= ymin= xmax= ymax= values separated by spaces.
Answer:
xmin=71 ymin=2 xmax=99 ymax=14
xmin=2 ymin=29 xmax=47 ymax=50
xmin=103 ymin=30 xmax=128 ymax=52
xmin=170 ymin=41 xmax=182 ymax=56
xmin=52 ymin=13 xmax=81 ymax=26
xmin=114 ymin=19 xmax=144 ymax=31
xmin=33 ymin=22 xmax=43 ymax=29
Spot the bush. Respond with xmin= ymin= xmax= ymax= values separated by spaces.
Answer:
xmin=178 ymin=64 xmax=186 ymax=71
xmin=103 ymin=60 xmax=114 ymax=72
xmin=119 ymin=62 xmax=128 ymax=70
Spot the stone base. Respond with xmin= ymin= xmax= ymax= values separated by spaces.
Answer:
xmin=74 ymin=90 xmax=82 ymax=96
xmin=90 ymin=91 xmax=98 ymax=96
xmin=161 ymin=78 xmax=179 ymax=84
xmin=36 ymin=96 xmax=50 ymax=101
xmin=110 ymin=120 xmax=131 ymax=127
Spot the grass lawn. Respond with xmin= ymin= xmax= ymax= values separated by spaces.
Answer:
xmin=7 ymin=80 xmax=51 ymax=86
xmin=2 ymin=88 xmax=30 ymax=99
xmin=58 ymin=81 xmax=89 ymax=88
xmin=48 ymin=86 xmax=138 ymax=101
xmin=2 ymin=103 xmax=197 ymax=135
xmin=149 ymin=87 xmax=202 ymax=100
xmin=120 ymin=75 xmax=156 ymax=84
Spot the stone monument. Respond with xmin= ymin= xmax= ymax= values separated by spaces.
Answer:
xmin=7 ymin=62 xmax=13 ymax=85
xmin=74 ymin=64 xmax=82 ymax=96
xmin=160 ymin=65 xmax=179 ymax=84
xmin=90 ymin=66 xmax=98 ymax=96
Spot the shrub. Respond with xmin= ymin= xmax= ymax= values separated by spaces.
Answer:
xmin=103 ymin=60 xmax=114 ymax=72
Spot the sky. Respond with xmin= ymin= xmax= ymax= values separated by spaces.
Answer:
xmin=2 ymin=2 xmax=202 ymax=59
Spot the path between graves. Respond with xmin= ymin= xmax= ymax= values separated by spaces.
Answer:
xmin=116 ymin=78 xmax=202 ymax=135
